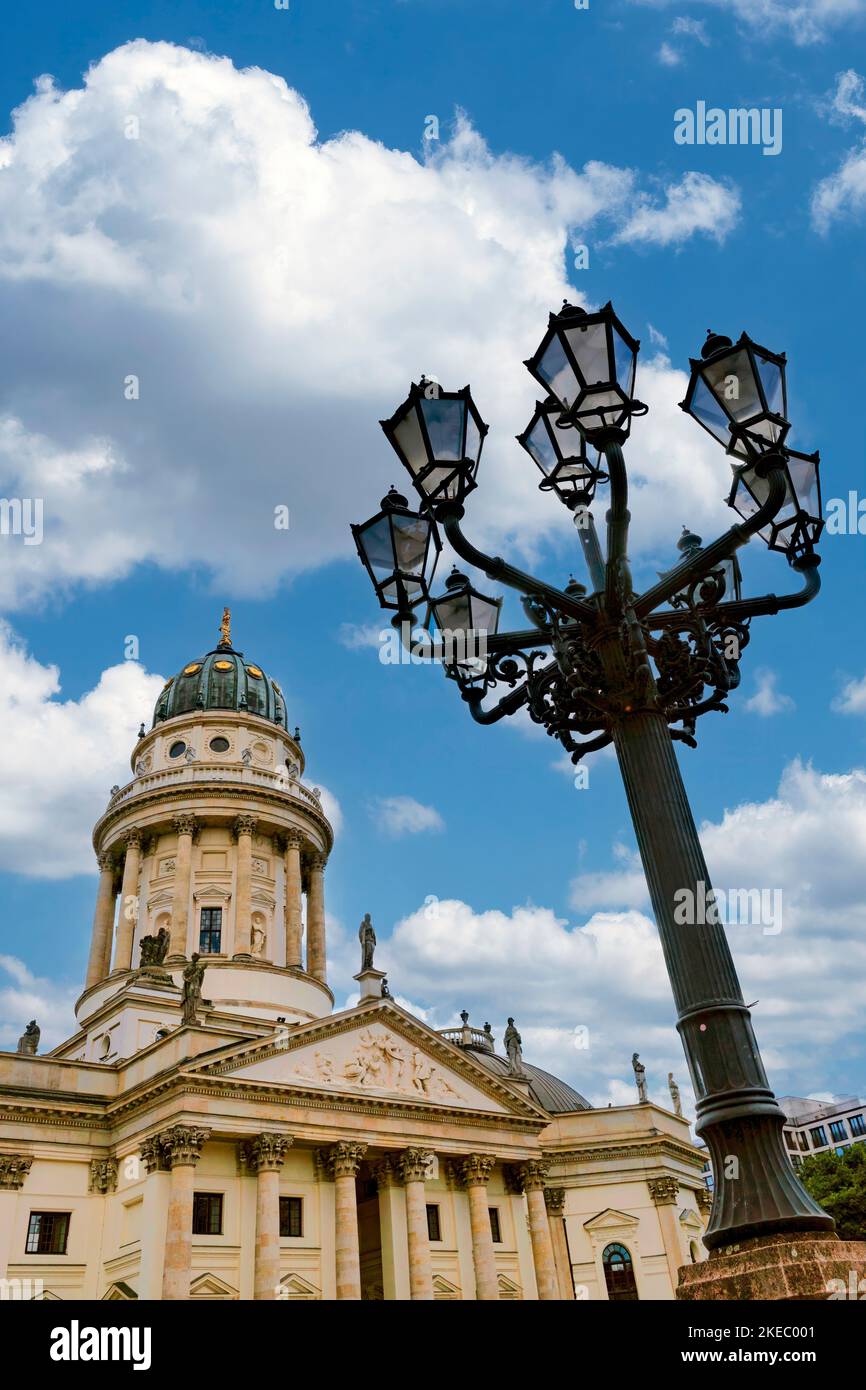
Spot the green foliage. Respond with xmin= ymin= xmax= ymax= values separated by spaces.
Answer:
xmin=798 ymin=1143 xmax=866 ymax=1241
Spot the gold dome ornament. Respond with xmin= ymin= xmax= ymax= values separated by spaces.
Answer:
xmin=219 ymin=606 xmax=232 ymax=649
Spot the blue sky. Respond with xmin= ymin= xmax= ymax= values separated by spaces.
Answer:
xmin=1 ymin=0 xmax=866 ymax=1113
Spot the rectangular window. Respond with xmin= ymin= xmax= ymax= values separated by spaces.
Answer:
xmin=784 ymin=1131 xmax=796 ymax=1149
xmin=850 ymin=1114 xmax=866 ymax=1138
xmin=25 ymin=1212 xmax=70 ymax=1255
xmin=279 ymin=1196 xmax=303 ymax=1238
xmin=192 ymin=1192 xmax=223 ymax=1235
xmin=797 ymin=1131 xmax=810 ymax=1152
xmin=199 ymin=907 xmax=222 ymax=954
xmin=488 ymin=1208 xmax=502 ymax=1244
xmin=426 ymin=1204 xmax=441 ymax=1243
xmin=829 ymin=1120 xmax=848 ymax=1143
xmin=810 ymin=1126 xmax=828 ymax=1149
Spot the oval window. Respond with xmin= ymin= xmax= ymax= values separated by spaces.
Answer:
xmin=183 ymin=663 xmax=202 ymax=676
xmin=214 ymin=660 xmax=233 ymax=672
xmin=169 ymin=741 xmax=186 ymax=759
xmin=209 ymin=736 xmax=230 ymax=753
xmin=246 ymin=665 xmax=263 ymax=679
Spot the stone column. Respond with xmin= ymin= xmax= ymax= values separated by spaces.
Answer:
xmin=167 ymin=814 xmax=197 ymax=961
xmin=398 ymin=1149 xmax=434 ymax=1301
xmin=518 ymin=1160 xmax=559 ymax=1301
xmin=306 ymin=853 xmax=327 ymax=981
xmin=0 ymin=1156 xmax=32 ymax=1282
xmin=373 ymin=1157 xmax=410 ymax=1301
xmin=232 ymin=815 xmax=257 ymax=958
xmin=242 ymin=1133 xmax=293 ymax=1300
xmin=322 ymin=1141 xmax=366 ymax=1300
xmin=544 ymin=1187 xmax=575 ymax=1299
xmin=161 ymin=1126 xmax=210 ymax=1300
xmin=460 ymin=1155 xmax=499 ymax=1301
xmin=113 ymin=829 xmax=143 ymax=972
xmin=85 ymin=853 xmax=119 ymax=990
xmin=283 ymin=830 xmax=304 ymax=969
xmin=138 ymin=1138 xmax=171 ymax=1299
xmin=648 ymin=1176 xmax=684 ymax=1290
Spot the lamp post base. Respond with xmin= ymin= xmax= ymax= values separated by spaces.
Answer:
xmin=677 ymin=1231 xmax=866 ymax=1301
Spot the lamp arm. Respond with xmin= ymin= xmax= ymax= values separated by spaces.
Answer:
xmin=560 ymin=729 xmax=614 ymax=761
xmin=435 ymin=504 xmax=595 ymax=625
xmin=633 ymin=465 xmax=788 ymax=619
xmin=645 ymin=555 xmax=821 ymax=631
xmin=461 ymin=681 xmax=531 ymax=725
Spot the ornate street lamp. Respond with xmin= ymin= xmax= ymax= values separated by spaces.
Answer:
xmin=516 ymin=395 xmax=604 ymax=508
xmin=350 ymin=486 xmax=440 ymax=611
xmin=379 ymin=378 xmax=488 ymax=507
xmin=427 ymin=567 xmax=502 ymax=685
xmin=353 ymin=306 xmax=838 ymax=1278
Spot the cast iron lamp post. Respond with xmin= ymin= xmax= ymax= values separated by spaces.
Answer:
xmin=352 ymin=301 xmax=829 ymax=1252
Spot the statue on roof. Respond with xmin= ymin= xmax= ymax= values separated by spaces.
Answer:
xmin=359 ymin=913 xmax=376 ymax=971
xmin=139 ymin=926 xmax=170 ymax=968
xmin=181 ymin=954 xmax=207 ymax=1025
xmin=219 ymin=606 xmax=232 ymax=648
xmin=668 ymin=1071 xmax=683 ymax=1117
xmin=632 ymin=1052 xmax=648 ymax=1104
xmin=17 ymin=1020 xmax=40 ymax=1055
xmin=504 ymin=1017 xmax=525 ymax=1077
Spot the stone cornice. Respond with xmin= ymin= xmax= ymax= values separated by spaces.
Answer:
xmin=93 ymin=783 xmax=333 ymax=857
xmin=544 ymin=1138 xmax=705 ymax=1171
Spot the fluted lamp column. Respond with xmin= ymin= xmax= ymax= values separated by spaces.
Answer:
xmin=167 ymin=814 xmax=198 ymax=961
xmin=283 ymin=830 xmax=304 ymax=969
xmin=113 ymin=829 xmax=143 ymax=972
xmin=244 ymin=1133 xmax=293 ymax=1300
xmin=306 ymin=852 xmax=327 ymax=981
xmin=398 ymin=1149 xmax=434 ymax=1300
xmin=233 ymin=815 xmax=257 ymax=958
xmin=85 ymin=853 xmax=119 ymax=990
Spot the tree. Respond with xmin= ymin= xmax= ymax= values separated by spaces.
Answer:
xmin=798 ymin=1144 xmax=866 ymax=1241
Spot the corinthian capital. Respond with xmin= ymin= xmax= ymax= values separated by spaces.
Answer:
xmin=459 ymin=1154 xmax=495 ymax=1188
xmin=519 ymin=1158 xmax=549 ymax=1193
xmin=648 ymin=1175 xmax=679 ymax=1206
xmin=123 ymin=827 xmax=143 ymax=852
xmin=0 ymin=1155 xmax=32 ymax=1190
xmin=241 ymin=1133 xmax=293 ymax=1173
xmin=172 ymin=813 xmax=198 ymax=840
xmin=97 ymin=852 xmax=115 ymax=875
xmin=233 ymin=815 xmax=258 ymax=841
xmin=89 ymin=1157 xmax=118 ymax=1194
xmin=307 ymin=851 xmax=327 ymax=873
xmin=544 ymin=1186 xmax=566 ymax=1215
xmin=398 ymin=1148 xmax=433 ymax=1184
xmin=160 ymin=1125 xmax=211 ymax=1168
xmin=323 ymin=1141 xmax=367 ymax=1180
xmin=140 ymin=1136 xmax=170 ymax=1175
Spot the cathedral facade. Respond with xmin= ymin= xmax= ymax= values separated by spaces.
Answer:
xmin=0 ymin=619 xmax=709 ymax=1300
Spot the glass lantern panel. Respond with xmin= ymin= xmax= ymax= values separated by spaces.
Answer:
xmin=787 ymin=455 xmax=819 ymax=518
xmin=557 ymin=455 xmax=592 ymax=481
xmin=417 ymin=464 xmax=458 ymax=499
xmin=393 ymin=407 xmax=429 ymax=476
xmin=383 ymin=575 xmax=423 ymax=605
xmin=421 ymin=396 xmax=465 ymax=461
xmin=703 ymin=349 xmax=761 ymax=424
xmin=755 ymin=352 xmax=785 ymax=415
xmin=577 ymin=387 xmax=623 ymax=432
xmin=361 ymin=515 xmax=399 ymax=574
xmin=435 ymin=592 xmax=472 ymax=633
xmin=465 ymin=411 xmax=482 ymax=463
xmin=472 ymin=597 xmax=501 ymax=638
xmin=690 ymin=375 xmax=730 ymax=443
xmin=391 ymin=513 xmax=431 ymax=575
xmin=613 ymin=326 xmax=637 ymax=395
xmin=524 ymin=415 xmax=559 ymax=474
xmin=536 ymin=334 xmax=579 ymax=407
xmin=565 ymin=321 xmax=610 ymax=385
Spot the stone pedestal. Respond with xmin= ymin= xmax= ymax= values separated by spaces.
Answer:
xmin=677 ymin=1231 xmax=866 ymax=1301
xmin=353 ymin=967 xmax=387 ymax=1001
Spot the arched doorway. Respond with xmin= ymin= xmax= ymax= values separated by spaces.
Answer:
xmin=602 ymin=1242 xmax=639 ymax=1300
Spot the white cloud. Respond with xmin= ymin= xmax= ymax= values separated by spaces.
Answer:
xmin=612 ymin=172 xmax=741 ymax=247
xmin=337 ymin=623 xmax=386 ymax=652
xmin=633 ymin=0 xmax=866 ymax=46
xmin=672 ymin=16 xmax=711 ymax=43
xmin=0 ymin=624 xmax=165 ymax=878
xmin=833 ymin=672 xmax=866 ymax=714
xmin=372 ymin=795 xmax=445 ymax=836
xmin=745 ymin=667 xmax=795 ymax=716
xmin=647 ymin=322 xmax=669 ymax=349
xmin=812 ymin=70 xmax=866 ymax=231
xmin=0 ymin=40 xmax=741 ymax=611
xmin=0 ymin=955 xmax=78 ymax=1051
xmin=658 ymin=42 xmax=682 ymax=66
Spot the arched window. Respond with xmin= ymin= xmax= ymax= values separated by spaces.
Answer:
xmin=602 ymin=1243 xmax=639 ymax=1301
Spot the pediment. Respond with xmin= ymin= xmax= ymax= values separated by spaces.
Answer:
xmin=584 ymin=1207 xmax=640 ymax=1233
xmin=432 ymin=1274 xmax=461 ymax=1300
xmin=193 ymin=884 xmax=232 ymax=901
xmin=679 ymin=1207 xmax=704 ymax=1231
xmin=498 ymin=1274 xmax=522 ymax=1299
xmin=102 ymin=1281 xmax=138 ymax=1300
xmin=190 ymin=1002 xmax=544 ymax=1118
xmin=278 ymin=1272 xmax=321 ymax=1300
xmin=189 ymin=1272 xmax=238 ymax=1299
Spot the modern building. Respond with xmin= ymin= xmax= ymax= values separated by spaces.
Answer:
xmin=0 ymin=617 xmax=709 ymax=1301
xmin=780 ymin=1095 xmax=866 ymax=1166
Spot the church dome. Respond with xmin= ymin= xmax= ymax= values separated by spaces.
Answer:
xmin=152 ymin=609 xmax=289 ymax=732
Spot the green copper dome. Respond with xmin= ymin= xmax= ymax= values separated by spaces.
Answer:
xmin=152 ymin=610 xmax=289 ymax=731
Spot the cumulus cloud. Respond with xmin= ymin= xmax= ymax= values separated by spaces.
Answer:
xmin=812 ymin=70 xmax=866 ymax=231
xmin=0 ymin=40 xmax=740 ymax=612
xmin=632 ymin=0 xmax=866 ymax=46
xmin=744 ymin=668 xmax=795 ymax=716
xmin=0 ymin=624 xmax=165 ymax=878
xmin=612 ymin=172 xmax=741 ymax=247
xmin=657 ymin=42 xmax=682 ymax=66
xmin=371 ymin=796 xmax=445 ymax=836
xmin=0 ymin=955 xmax=79 ymax=1051
xmin=832 ymin=672 xmax=866 ymax=714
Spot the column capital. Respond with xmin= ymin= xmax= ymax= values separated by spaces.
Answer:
xmin=518 ymin=1158 xmax=550 ymax=1193
xmin=160 ymin=1125 xmax=211 ymax=1168
xmin=96 ymin=851 xmax=115 ymax=874
xmin=140 ymin=1136 xmax=171 ymax=1175
xmin=398 ymin=1148 xmax=434 ymax=1184
xmin=648 ymin=1175 xmax=679 ymax=1206
xmin=122 ymin=827 xmax=143 ymax=852
xmin=241 ymin=1133 xmax=293 ymax=1173
xmin=89 ymin=1157 xmax=118 ymax=1194
xmin=457 ymin=1153 xmax=495 ymax=1189
xmin=544 ymin=1186 xmax=566 ymax=1215
xmin=322 ymin=1141 xmax=367 ymax=1180
xmin=695 ymin=1186 xmax=713 ymax=1214
xmin=372 ymin=1156 xmax=399 ymax=1190
xmin=233 ymin=814 xmax=258 ymax=841
xmin=172 ymin=812 xmax=199 ymax=840
xmin=307 ymin=850 xmax=327 ymax=872
xmin=0 ymin=1154 xmax=32 ymax=1190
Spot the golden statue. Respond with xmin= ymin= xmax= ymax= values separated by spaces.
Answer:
xmin=219 ymin=607 xmax=232 ymax=648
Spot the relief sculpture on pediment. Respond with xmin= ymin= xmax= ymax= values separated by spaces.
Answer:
xmin=290 ymin=1025 xmax=461 ymax=1100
